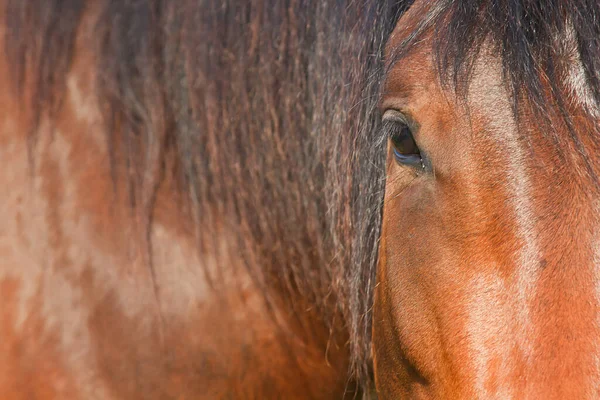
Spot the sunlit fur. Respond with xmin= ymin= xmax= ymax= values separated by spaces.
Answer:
xmin=375 ymin=0 xmax=600 ymax=397
xmin=0 ymin=0 xmax=403 ymax=397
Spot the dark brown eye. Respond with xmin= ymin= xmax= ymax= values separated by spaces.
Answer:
xmin=382 ymin=112 xmax=423 ymax=169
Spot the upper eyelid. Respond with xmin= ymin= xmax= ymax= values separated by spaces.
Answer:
xmin=381 ymin=109 xmax=420 ymax=135
xmin=382 ymin=109 xmax=409 ymax=123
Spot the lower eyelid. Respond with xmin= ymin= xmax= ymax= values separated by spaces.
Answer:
xmin=393 ymin=149 xmax=423 ymax=168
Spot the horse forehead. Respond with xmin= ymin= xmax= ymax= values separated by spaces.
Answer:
xmin=382 ymin=2 xmax=443 ymax=106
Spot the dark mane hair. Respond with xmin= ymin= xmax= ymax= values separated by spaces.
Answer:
xmin=388 ymin=0 xmax=600 ymax=183
xmin=5 ymin=0 xmax=404 ymax=387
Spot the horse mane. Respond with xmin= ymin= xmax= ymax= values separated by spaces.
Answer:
xmin=4 ymin=0 xmax=405 ymax=386
xmin=388 ymin=0 xmax=600 ymax=183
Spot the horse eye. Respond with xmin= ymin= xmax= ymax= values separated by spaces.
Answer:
xmin=383 ymin=116 xmax=423 ymax=169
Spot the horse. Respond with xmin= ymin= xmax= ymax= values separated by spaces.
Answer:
xmin=374 ymin=0 xmax=600 ymax=398
xmin=3 ymin=0 xmax=600 ymax=398
xmin=0 ymin=0 xmax=400 ymax=398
